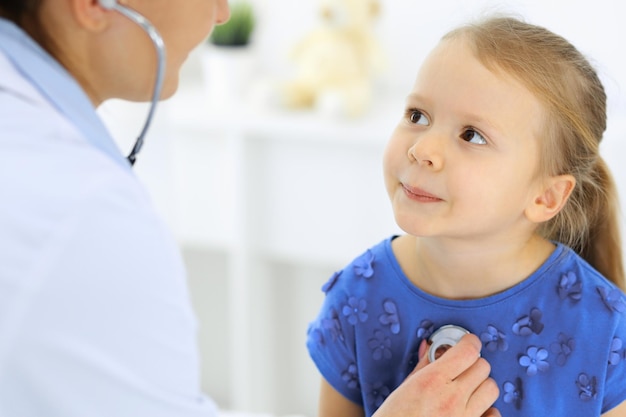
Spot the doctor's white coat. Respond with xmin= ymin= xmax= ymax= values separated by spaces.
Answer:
xmin=0 ymin=26 xmax=217 ymax=417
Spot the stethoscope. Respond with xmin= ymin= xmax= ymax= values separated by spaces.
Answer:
xmin=99 ymin=0 xmax=165 ymax=166
xmin=428 ymin=324 xmax=471 ymax=363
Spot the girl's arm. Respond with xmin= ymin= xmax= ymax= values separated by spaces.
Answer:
xmin=603 ymin=401 xmax=626 ymax=417
xmin=318 ymin=378 xmax=364 ymax=417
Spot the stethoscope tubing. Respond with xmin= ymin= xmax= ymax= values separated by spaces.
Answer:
xmin=107 ymin=3 xmax=166 ymax=166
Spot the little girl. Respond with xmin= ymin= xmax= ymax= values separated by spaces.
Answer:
xmin=306 ymin=16 xmax=626 ymax=417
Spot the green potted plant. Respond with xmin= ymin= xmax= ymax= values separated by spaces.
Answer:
xmin=209 ymin=1 xmax=256 ymax=47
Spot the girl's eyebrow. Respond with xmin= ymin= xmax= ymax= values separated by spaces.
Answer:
xmin=405 ymin=93 xmax=429 ymax=105
xmin=457 ymin=111 xmax=503 ymax=134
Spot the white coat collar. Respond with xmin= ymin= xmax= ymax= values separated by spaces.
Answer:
xmin=0 ymin=18 xmax=131 ymax=170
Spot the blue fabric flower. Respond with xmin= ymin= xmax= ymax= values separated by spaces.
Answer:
xmin=354 ymin=249 xmax=375 ymax=278
xmin=321 ymin=270 xmax=342 ymax=293
xmin=416 ymin=319 xmax=435 ymax=340
xmin=576 ymin=373 xmax=597 ymax=401
xmin=342 ymin=297 xmax=368 ymax=325
xmin=309 ymin=326 xmax=324 ymax=346
xmin=512 ymin=308 xmax=544 ymax=336
xmin=379 ymin=300 xmax=401 ymax=334
xmin=503 ymin=377 xmax=523 ymax=410
xmin=519 ymin=346 xmax=549 ymax=376
xmin=597 ymin=286 xmax=626 ymax=313
xmin=481 ymin=325 xmax=509 ymax=352
xmin=550 ymin=333 xmax=575 ymax=366
xmin=365 ymin=381 xmax=391 ymax=409
xmin=609 ymin=338 xmax=623 ymax=366
xmin=558 ymin=271 xmax=582 ymax=301
xmin=322 ymin=308 xmax=345 ymax=343
xmin=341 ymin=363 xmax=359 ymax=389
xmin=368 ymin=330 xmax=393 ymax=361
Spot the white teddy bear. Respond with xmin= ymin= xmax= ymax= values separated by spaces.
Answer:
xmin=280 ymin=0 xmax=385 ymax=118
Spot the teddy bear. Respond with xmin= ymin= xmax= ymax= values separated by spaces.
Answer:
xmin=279 ymin=0 xmax=385 ymax=118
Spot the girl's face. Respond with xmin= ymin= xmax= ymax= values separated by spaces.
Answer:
xmin=383 ymin=38 xmax=547 ymax=244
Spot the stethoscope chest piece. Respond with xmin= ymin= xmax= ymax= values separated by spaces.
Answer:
xmin=428 ymin=324 xmax=470 ymax=362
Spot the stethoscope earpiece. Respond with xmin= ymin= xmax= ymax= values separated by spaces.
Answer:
xmin=98 ymin=0 xmax=118 ymax=10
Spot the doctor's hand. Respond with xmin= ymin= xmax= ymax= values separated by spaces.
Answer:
xmin=372 ymin=334 xmax=501 ymax=417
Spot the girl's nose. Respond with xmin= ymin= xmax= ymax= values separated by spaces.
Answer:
xmin=407 ymin=133 xmax=443 ymax=169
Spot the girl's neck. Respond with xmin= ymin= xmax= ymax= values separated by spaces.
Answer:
xmin=392 ymin=234 xmax=556 ymax=300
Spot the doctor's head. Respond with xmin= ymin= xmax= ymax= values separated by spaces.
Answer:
xmin=0 ymin=0 xmax=230 ymax=105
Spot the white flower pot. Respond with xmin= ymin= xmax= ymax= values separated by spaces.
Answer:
xmin=200 ymin=44 xmax=256 ymax=110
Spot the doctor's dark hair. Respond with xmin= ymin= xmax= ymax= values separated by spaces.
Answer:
xmin=444 ymin=16 xmax=624 ymax=290
xmin=0 ymin=0 xmax=41 ymax=22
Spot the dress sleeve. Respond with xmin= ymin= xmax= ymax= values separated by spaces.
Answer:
xmin=306 ymin=269 xmax=363 ymax=406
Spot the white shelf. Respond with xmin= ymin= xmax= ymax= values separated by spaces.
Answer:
xmin=162 ymin=85 xmax=404 ymax=264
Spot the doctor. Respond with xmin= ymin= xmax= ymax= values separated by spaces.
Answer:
xmin=0 ymin=1 xmax=499 ymax=416
xmin=0 ymin=1 xmax=230 ymax=415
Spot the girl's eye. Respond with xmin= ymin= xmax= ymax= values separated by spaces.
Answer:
xmin=408 ymin=110 xmax=429 ymax=126
xmin=461 ymin=129 xmax=487 ymax=145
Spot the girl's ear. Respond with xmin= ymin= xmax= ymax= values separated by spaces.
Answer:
xmin=525 ymin=175 xmax=576 ymax=223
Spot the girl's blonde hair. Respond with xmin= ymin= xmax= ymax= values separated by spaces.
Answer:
xmin=444 ymin=16 xmax=624 ymax=289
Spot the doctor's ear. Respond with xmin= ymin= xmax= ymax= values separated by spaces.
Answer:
xmin=525 ymin=174 xmax=576 ymax=223
xmin=68 ymin=0 xmax=112 ymax=31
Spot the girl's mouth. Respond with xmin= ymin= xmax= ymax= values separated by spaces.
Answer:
xmin=402 ymin=184 xmax=443 ymax=202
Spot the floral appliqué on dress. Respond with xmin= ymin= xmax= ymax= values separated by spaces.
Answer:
xmin=342 ymin=297 xmax=368 ymax=325
xmin=512 ymin=308 xmax=544 ymax=336
xmin=354 ymin=249 xmax=375 ymax=279
xmin=481 ymin=325 xmax=509 ymax=352
xmin=379 ymin=300 xmax=400 ymax=334
xmin=519 ymin=346 xmax=549 ymax=376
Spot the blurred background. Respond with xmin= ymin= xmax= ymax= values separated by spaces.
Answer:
xmin=98 ymin=1 xmax=626 ymax=416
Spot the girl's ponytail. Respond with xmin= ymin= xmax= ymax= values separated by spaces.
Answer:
xmin=580 ymin=158 xmax=624 ymax=289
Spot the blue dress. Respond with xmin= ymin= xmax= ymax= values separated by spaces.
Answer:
xmin=307 ymin=236 xmax=626 ymax=417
